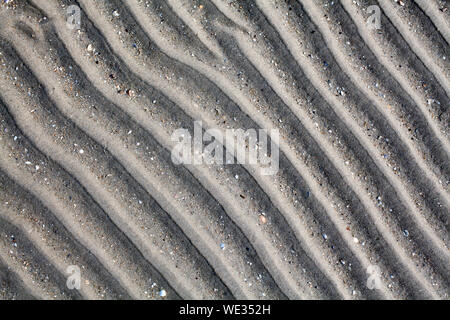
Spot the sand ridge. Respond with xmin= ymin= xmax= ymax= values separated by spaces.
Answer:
xmin=0 ymin=0 xmax=448 ymax=300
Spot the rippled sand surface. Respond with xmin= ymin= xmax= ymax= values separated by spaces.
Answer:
xmin=0 ymin=0 xmax=448 ymax=299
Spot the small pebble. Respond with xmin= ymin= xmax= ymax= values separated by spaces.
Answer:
xmin=259 ymin=215 xmax=267 ymax=224
xmin=159 ymin=289 xmax=166 ymax=297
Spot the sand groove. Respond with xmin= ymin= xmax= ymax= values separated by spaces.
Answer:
xmin=0 ymin=0 xmax=448 ymax=300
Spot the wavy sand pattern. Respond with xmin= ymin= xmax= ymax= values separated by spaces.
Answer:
xmin=0 ymin=0 xmax=448 ymax=299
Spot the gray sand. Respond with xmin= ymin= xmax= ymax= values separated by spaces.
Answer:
xmin=0 ymin=0 xmax=448 ymax=299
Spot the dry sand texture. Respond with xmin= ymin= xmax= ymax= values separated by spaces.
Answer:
xmin=0 ymin=0 xmax=448 ymax=299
